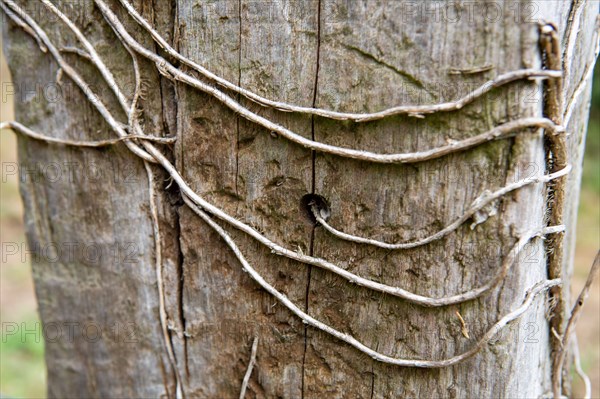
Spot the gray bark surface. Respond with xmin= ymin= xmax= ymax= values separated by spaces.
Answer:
xmin=1 ymin=1 xmax=596 ymax=398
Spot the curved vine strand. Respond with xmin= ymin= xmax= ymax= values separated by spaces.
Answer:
xmin=554 ymin=251 xmax=600 ymax=398
xmin=95 ymin=0 xmax=565 ymax=165
xmin=39 ymin=0 xmax=131 ymax=115
xmin=572 ymin=334 xmax=592 ymax=399
xmin=239 ymin=337 xmax=259 ymax=399
xmin=34 ymin=0 xmax=566 ymax=167
xmin=117 ymin=0 xmax=561 ymax=122
xmin=37 ymin=0 xmax=170 ymax=161
xmin=312 ymin=165 xmax=571 ymax=250
xmin=182 ymin=194 xmax=562 ymax=368
xmin=0 ymin=1 xmax=46 ymax=53
xmin=2 ymin=115 xmax=567 ymax=308
xmin=2 ymin=1 xmax=570 ymax=308
xmin=1 ymin=0 xmax=156 ymax=163
xmin=0 ymin=121 xmax=176 ymax=146
xmin=140 ymin=139 xmax=563 ymax=307
xmin=144 ymin=162 xmax=184 ymax=399
xmin=563 ymin=29 xmax=600 ymax=128
xmin=562 ymin=0 xmax=585 ymax=100
xmin=39 ymin=0 xmax=138 ymax=137
xmin=1 ymin=0 xmax=568 ymax=370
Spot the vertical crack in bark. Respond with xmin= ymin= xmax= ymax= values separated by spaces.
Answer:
xmin=369 ymin=364 xmax=375 ymax=399
xmin=149 ymin=0 xmax=188 ymax=394
xmin=302 ymin=1 xmax=322 ymax=397
xmin=171 ymin=3 xmax=191 ymax=389
xmin=169 ymin=0 xmax=191 ymax=387
xmin=175 ymin=211 xmax=190 ymax=381
xmin=149 ymin=1 xmax=178 ymax=396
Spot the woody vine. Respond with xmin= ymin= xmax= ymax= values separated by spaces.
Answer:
xmin=1 ymin=1 xmax=598 ymax=398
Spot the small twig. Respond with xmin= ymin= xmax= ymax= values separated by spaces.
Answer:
xmin=455 ymin=311 xmax=470 ymax=339
xmin=117 ymin=0 xmax=559 ymax=122
xmin=448 ymin=64 xmax=494 ymax=75
xmin=554 ymin=251 xmax=600 ymax=397
xmin=551 ymin=327 xmax=563 ymax=348
xmin=58 ymin=46 xmax=92 ymax=60
xmin=540 ymin=23 xmax=570 ymax=399
xmin=1 ymin=121 xmax=176 ymax=146
xmin=572 ymin=334 xmax=592 ymax=399
xmin=312 ymin=165 xmax=570 ymax=250
xmin=239 ymin=337 xmax=259 ymax=399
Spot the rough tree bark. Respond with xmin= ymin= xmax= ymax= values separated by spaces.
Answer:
xmin=1 ymin=0 xmax=597 ymax=398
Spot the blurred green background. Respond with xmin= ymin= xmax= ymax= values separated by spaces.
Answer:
xmin=0 ymin=34 xmax=598 ymax=399
xmin=1 ymin=36 xmax=47 ymax=397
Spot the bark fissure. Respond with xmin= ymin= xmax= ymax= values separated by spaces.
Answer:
xmin=149 ymin=1 xmax=184 ymax=395
xmin=175 ymin=209 xmax=190 ymax=383
xmin=342 ymin=43 xmax=426 ymax=91
xmin=302 ymin=1 xmax=322 ymax=397
xmin=162 ymin=1 xmax=192 ymax=388
xmin=369 ymin=364 xmax=375 ymax=399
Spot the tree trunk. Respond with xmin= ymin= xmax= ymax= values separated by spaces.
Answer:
xmin=2 ymin=1 xmax=597 ymax=398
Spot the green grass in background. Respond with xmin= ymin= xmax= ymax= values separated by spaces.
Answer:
xmin=0 ymin=319 xmax=45 ymax=399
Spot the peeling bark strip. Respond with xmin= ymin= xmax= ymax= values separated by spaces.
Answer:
xmin=1 ymin=1 xmax=597 ymax=398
